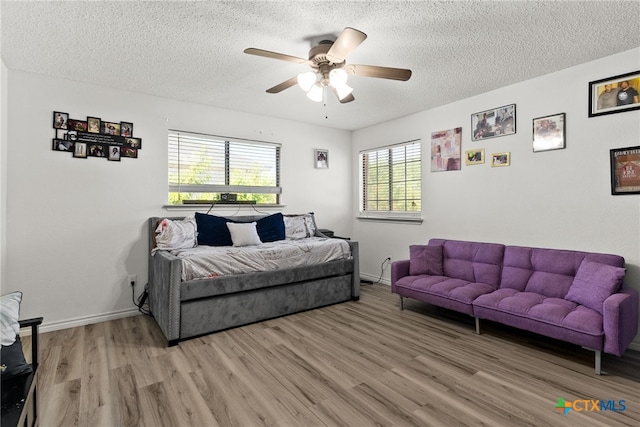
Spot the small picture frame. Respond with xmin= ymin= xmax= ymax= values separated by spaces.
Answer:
xmin=67 ymin=119 xmax=88 ymax=132
xmin=121 ymin=147 xmax=138 ymax=158
xmin=464 ymin=148 xmax=485 ymax=165
xmin=87 ymin=117 xmax=101 ymax=134
xmin=471 ymin=104 xmax=516 ymax=141
xmin=491 ymin=152 xmax=511 ymax=167
xmin=108 ymin=145 xmax=121 ymax=161
xmin=589 ymin=70 xmax=640 ymax=117
xmin=102 ymin=122 xmax=121 ymax=136
xmin=53 ymin=111 xmax=69 ymax=129
xmin=315 ymin=149 xmax=328 ymax=169
xmin=533 ymin=113 xmax=565 ymax=152
xmin=88 ymin=144 xmax=106 ymax=158
xmin=73 ymin=142 xmax=87 ymax=158
xmin=610 ymin=146 xmax=640 ymax=195
xmin=52 ymin=138 xmax=72 ymax=152
xmin=120 ymin=122 xmax=133 ymax=137
xmin=431 ymin=127 xmax=462 ymax=172
xmin=125 ymin=137 xmax=142 ymax=149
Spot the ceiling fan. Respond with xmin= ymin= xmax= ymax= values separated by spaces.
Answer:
xmin=244 ymin=27 xmax=412 ymax=104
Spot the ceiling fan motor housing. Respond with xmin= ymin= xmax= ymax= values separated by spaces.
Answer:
xmin=309 ymin=42 xmax=345 ymax=86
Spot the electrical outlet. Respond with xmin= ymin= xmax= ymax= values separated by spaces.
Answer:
xmin=128 ymin=274 xmax=137 ymax=287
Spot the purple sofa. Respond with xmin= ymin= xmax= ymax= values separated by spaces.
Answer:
xmin=391 ymin=238 xmax=639 ymax=374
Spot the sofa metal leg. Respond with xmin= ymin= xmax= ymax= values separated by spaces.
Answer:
xmin=399 ymin=296 xmax=404 ymax=310
xmin=594 ymin=350 xmax=602 ymax=375
xmin=475 ymin=317 xmax=480 ymax=335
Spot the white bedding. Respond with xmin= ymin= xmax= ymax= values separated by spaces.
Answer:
xmin=168 ymin=237 xmax=352 ymax=281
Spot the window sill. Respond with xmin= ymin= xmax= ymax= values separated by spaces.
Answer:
xmin=163 ymin=204 xmax=285 ymax=210
xmin=357 ymin=216 xmax=423 ymax=224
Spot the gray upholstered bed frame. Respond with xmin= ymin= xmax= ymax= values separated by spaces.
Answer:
xmin=148 ymin=215 xmax=360 ymax=346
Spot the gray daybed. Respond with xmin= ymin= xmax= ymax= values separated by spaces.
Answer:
xmin=148 ymin=215 xmax=360 ymax=346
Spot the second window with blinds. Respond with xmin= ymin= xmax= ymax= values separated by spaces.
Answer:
xmin=168 ymin=131 xmax=281 ymax=205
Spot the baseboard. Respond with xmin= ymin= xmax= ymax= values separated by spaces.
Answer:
xmin=20 ymin=307 xmax=140 ymax=336
xmin=360 ymin=273 xmax=390 ymax=286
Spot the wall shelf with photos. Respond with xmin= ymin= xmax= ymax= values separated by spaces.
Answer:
xmin=51 ymin=111 xmax=141 ymax=161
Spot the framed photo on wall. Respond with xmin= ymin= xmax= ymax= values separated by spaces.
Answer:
xmin=471 ymin=104 xmax=516 ymax=141
xmin=532 ymin=113 xmax=565 ymax=152
xmin=610 ymin=146 xmax=640 ymax=195
xmin=465 ymin=148 xmax=485 ymax=165
xmin=53 ymin=111 xmax=69 ymax=129
xmin=589 ymin=70 xmax=640 ymax=117
xmin=120 ymin=122 xmax=133 ymax=137
xmin=315 ymin=149 xmax=328 ymax=169
xmin=87 ymin=117 xmax=101 ymax=133
xmin=491 ymin=152 xmax=510 ymax=167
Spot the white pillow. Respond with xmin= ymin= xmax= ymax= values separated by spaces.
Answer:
xmin=227 ymin=222 xmax=262 ymax=246
xmin=284 ymin=213 xmax=316 ymax=239
xmin=154 ymin=214 xmax=197 ymax=252
xmin=1 ymin=291 xmax=22 ymax=346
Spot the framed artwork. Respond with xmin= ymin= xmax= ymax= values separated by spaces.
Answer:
xmin=108 ymin=146 xmax=121 ymax=161
xmin=491 ymin=152 xmax=510 ymax=167
xmin=53 ymin=111 xmax=69 ymax=129
xmin=102 ymin=122 xmax=121 ymax=136
xmin=52 ymin=138 xmax=72 ymax=152
xmin=67 ymin=119 xmax=87 ymax=132
xmin=87 ymin=117 xmax=101 ymax=133
xmin=610 ymin=146 xmax=640 ymax=195
xmin=471 ymin=104 xmax=516 ymax=141
xmin=431 ymin=127 xmax=462 ymax=171
xmin=120 ymin=122 xmax=133 ymax=137
xmin=88 ymin=144 xmax=106 ymax=157
xmin=73 ymin=142 xmax=87 ymax=159
xmin=121 ymin=147 xmax=138 ymax=158
xmin=465 ymin=148 xmax=485 ymax=165
xmin=532 ymin=113 xmax=565 ymax=152
xmin=589 ymin=70 xmax=640 ymax=117
xmin=315 ymin=149 xmax=328 ymax=169
xmin=125 ymin=137 xmax=142 ymax=149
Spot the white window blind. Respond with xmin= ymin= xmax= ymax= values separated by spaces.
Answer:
xmin=360 ymin=139 xmax=421 ymax=219
xmin=168 ymin=131 xmax=281 ymax=204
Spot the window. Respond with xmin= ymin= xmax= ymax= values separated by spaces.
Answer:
xmin=168 ymin=130 xmax=281 ymax=205
xmin=360 ymin=140 xmax=421 ymax=219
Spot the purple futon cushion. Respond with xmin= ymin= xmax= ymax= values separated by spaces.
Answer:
xmin=565 ymin=259 xmax=625 ymax=314
xmin=409 ymin=245 xmax=444 ymax=276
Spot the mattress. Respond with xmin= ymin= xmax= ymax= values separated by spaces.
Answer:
xmin=167 ymin=237 xmax=352 ymax=281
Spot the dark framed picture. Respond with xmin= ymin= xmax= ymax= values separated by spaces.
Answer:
xmin=87 ymin=117 xmax=101 ymax=134
xmin=610 ymin=146 xmax=640 ymax=195
xmin=88 ymin=144 xmax=106 ymax=158
xmin=589 ymin=70 xmax=640 ymax=117
xmin=471 ymin=104 xmax=516 ymax=141
xmin=315 ymin=149 xmax=328 ymax=169
xmin=491 ymin=152 xmax=510 ymax=167
xmin=120 ymin=122 xmax=133 ymax=137
xmin=53 ymin=111 xmax=69 ymax=129
xmin=67 ymin=119 xmax=88 ymax=132
xmin=533 ymin=113 xmax=565 ymax=152
xmin=102 ymin=122 xmax=121 ymax=136
xmin=125 ymin=137 xmax=142 ymax=149
xmin=73 ymin=142 xmax=87 ymax=159
xmin=52 ymin=138 xmax=72 ymax=152
xmin=121 ymin=147 xmax=138 ymax=158
xmin=464 ymin=148 xmax=484 ymax=165
xmin=431 ymin=127 xmax=462 ymax=171
xmin=108 ymin=145 xmax=121 ymax=161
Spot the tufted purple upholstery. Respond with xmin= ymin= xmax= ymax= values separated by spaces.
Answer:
xmin=391 ymin=239 xmax=639 ymax=363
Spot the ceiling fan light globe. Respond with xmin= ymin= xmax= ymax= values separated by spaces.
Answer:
xmin=329 ymin=68 xmax=348 ymax=87
xmin=297 ymin=72 xmax=316 ymax=92
xmin=307 ymin=84 xmax=324 ymax=102
xmin=334 ymin=83 xmax=353 ymax=100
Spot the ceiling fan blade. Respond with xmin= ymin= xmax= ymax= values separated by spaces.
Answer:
xmin=244 ymin=48 xmax=310 ymax=65
xmin=326 ymin=27 xmax=367 ymax=64
xmin=345 ymin=64 xmax=412 ymax=81
xmin=266 ymin=76 xmax=298 ymax=94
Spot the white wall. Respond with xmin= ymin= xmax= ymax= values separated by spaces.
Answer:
xmin=4 ymin=70 xmax=352 ymax=330
xmin=352 ymin=48 xmax=640 ymax=347
xmin=1 ymin=59 xmax=7 ymax=291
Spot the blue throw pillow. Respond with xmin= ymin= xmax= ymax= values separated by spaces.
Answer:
xmin=195 ymin=213 xmax=233 ymax=246
xmin=256 ymin=213 xmax=286 ymax=242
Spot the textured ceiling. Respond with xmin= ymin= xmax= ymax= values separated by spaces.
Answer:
xmin=2 ymin=1 xmax=639 ymax=131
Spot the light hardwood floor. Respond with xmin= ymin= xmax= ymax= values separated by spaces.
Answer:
xmin=23 ymin=284 xmax=639 ymax=427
